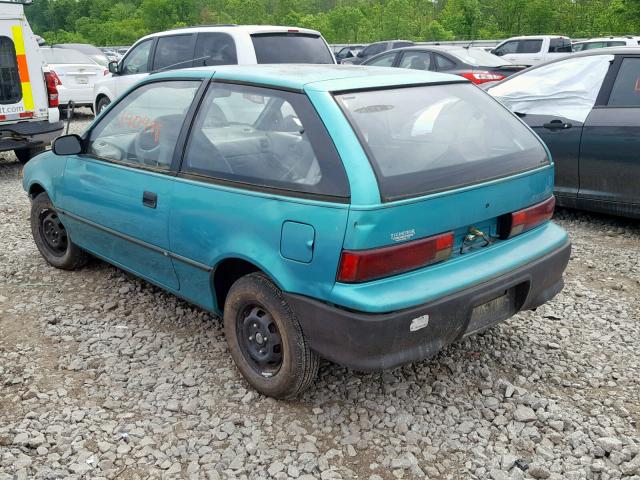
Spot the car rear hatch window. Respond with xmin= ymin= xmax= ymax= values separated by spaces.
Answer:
xmin=251 ymin=33 xmax=334 ymax=64
xmin=42 ymin=48 xmax=94 ymax=64
xmin=0 ymin=36 xmax=22 ymax=105
xmin=335 ymin=83 xmax=549 ymax=201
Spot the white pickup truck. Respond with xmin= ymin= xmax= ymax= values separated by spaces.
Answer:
xmin=0 ymin=0 xmax=62 ymax=163
xmin=491 ymin=35 xmax=572 ymax=67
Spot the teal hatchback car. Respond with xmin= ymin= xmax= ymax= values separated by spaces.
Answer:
xmin=23 ymin=65 xmax=570 ymax=398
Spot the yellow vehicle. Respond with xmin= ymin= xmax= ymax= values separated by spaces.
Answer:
xmin=0 ymin=0 xmax=62 ymax=163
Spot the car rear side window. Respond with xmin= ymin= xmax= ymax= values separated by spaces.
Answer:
xmin=549 ymin=38 xmax=572 ymax=53
xmin=336 ymin=83 xmax=549 ymax=201
xmin=182 ymin=83 xmax=349 ymax=199
xmin=194 ymin=32 xmax=237 ymax=66
xmin=435 ymin=54 xmax=456 ymax=70
xmin=608 ymin=57 xmax=640 ymax=107
xmin=152 ymin=34 xmax=196 ymax=71
xmin=251 ymin=33 xmax=334 ymax=64
xmin=519 ymin=39 xmax=543 ymax=53
xmin=0 ymin=36 xmax=22 ymax=105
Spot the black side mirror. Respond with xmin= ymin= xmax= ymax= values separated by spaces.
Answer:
xmin=108 ymin=61 xmax=119 ymax=74
xmin=357 ymin=50 xmax=365 ymax=58
xmin=53 ymin=134 xmax=83 ymax=156
xmin=492 ymin=49 xmax=503 ymax=56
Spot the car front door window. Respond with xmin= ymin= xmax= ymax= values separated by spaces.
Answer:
xmin=607 ymin=57 xmax=640 ymax=106
xmin=121 ymin=40 xmax=152 ymax=75
xmin=494 ymin=41 xmax=518 ymax=56
xmin=367 ymin=52 xmax=396 ymax=67
xmin=87 ymin=80 xmax=201 ymax=169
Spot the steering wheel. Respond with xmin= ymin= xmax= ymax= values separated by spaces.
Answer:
xmin=134 ymin=124 xmax=162 ymax=165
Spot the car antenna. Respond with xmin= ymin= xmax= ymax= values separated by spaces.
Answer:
xmin=65 ymin=101 xmax=75 ymax=135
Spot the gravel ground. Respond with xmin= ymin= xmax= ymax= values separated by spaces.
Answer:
xmin=0 ymin=113 xmax=639 ymax=480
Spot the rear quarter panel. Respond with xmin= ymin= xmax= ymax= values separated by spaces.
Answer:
xmin=168 ymin=178 xmax=350 ymax=312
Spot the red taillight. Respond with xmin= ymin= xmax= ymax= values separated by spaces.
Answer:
xmin=459 ymin=71 xmax=506 ymax=84
xmin=500 ymin=196 xmax=556 ymax=239
xmin=287 ymin=29 xmax=299 ymax=33
xmin=44 ymin=71 xmax=60 ymax=107
xmin=337 ymin=232 xmax=454 ymax=283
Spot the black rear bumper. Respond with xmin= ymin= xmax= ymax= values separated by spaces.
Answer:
xmin=286 ymin=240 xmax=571 ymax=371
xmin=0 ymin=120 xmax=63 ymax=151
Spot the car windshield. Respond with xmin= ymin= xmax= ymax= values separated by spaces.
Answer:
xmin=251 ymin=33 xmax=334 ymax=64
xmin=336 ymin=83 xmax=548 ymax=201
xmin=42 ymin=48 xmax=94 ymax=65
xmin=448 ymin=47 xmax=510 ymax=67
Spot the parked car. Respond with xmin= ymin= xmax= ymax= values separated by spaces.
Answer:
xmin=93 ymin=25 xmax=335 ymax=114
xmin=0 ymin=0 xmax=62 ymax=163
xmin=54 ymin=43 xmax=110 ymax=67
xmin=341 ymin=40 xmax=413 ymax=64
xmin=335 ymin=45 xmax=364 ymax=63
xmin=488 ymin=48 xmax=640 ymax=218
xmin=572 ymin=36 xmax=640 ymax=51
xmin=363 ymin=45 xmax=526 ymax=84
xmin=491 ymin=35 xmax=572 ymax=66
xmin=41 ymin=47 xmax=107 ymax=110
xmin=24 ymin=65 xmax=570 ymax=397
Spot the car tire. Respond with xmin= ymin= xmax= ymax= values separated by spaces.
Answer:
xmin=223 ymin=272 xmax=319 ymax=399
xmin=14 ymin=145 xmax=45 ymax=164
xmin=30 ymin=192 xmax=89 ymax=270
xmin=96 ymin=96 xmax=111 ymax=114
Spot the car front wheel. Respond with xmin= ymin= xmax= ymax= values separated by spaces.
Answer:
xmin=30 ymin=192 xmax=89 ymax=270
xmin=96 ymin=96 xmax=111 ymax=114
xmin=223 ymin=273 xmax=319 ymax=399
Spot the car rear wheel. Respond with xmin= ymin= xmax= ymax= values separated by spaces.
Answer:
xmin=14 ymin=145 xmax=45 ymax=164
xmin=30 ymin=192 xmax=89 ymax=270
xmin=96 ymin=96 xmax=111 ymax=114
xmin=223 ymin=273 xmax=319 ymax=399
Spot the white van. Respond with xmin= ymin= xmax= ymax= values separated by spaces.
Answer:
xmin=93 ymin=25 xmax=336 ymax=114
xmin=0 ymin=0 xmax=62 ymax=163
xmin=491 ymin=35 xmax=572 ymax=67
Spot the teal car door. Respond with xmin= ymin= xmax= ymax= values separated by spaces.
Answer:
xmin=59 ymin=80 xmax=202 ymax=290
xmin=167 ymin=82 xmax=351 ymax=311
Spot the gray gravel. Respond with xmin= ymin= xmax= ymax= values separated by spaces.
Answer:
xmin=1 ymin=112 xmax=639 ymax=479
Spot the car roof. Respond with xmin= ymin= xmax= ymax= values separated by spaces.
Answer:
xmin=150 ymin=64 xmax=465 ymax=92
xmin=141 ymin=25 xmax=323 ymax=40
xmin=574 ymin=37 xmax=635 ymax=42
xmin=500 ymin=35 xmax=569 ymax=41
xmin=489 ymin=47 xmax=640 ymax=86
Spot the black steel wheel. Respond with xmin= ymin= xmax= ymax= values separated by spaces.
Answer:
xmin=223 ymin=273 xmax=319 ymax=399
xmin=39 ymin=210 xmax=68 ymax=257
xmin=30 ymin=192 xmax=89 ymax=270
xmin=237 ymin=304 xmax=283 ymax=377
